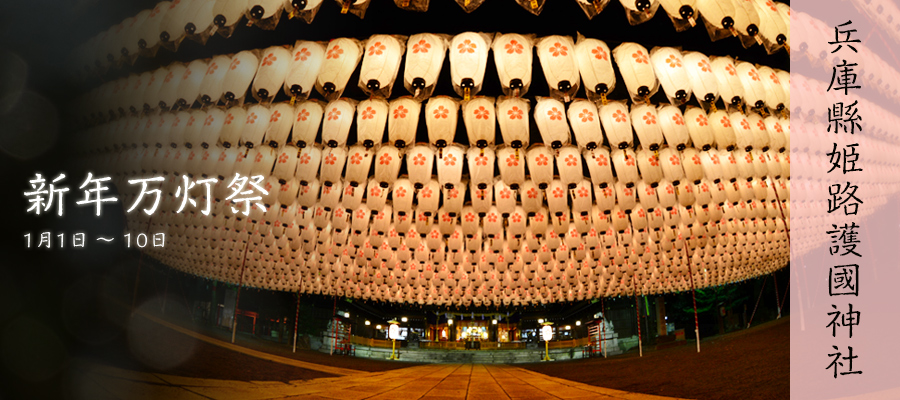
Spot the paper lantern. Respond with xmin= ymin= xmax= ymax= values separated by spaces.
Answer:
xmin=735 ymin=61 xmax=767 ymax=110
xmin=526 ymin=145 xmax=555 ymax=189
xmin=696 ymin=0 xmax=736 ymax=31
xmin=574 ymin=35 xmax=616 ymax=100
xmin=657 ymin=0 xmax=698 ymax=29
xmin=650 ymin=46 xmax=691 ymax=105
xmin=264 ymin=102 xmax=294 ymax=146
xmin=222 ymin=50 xmax=259 ymax=104
xmin=611 ymin=148 xmax=640 ymax=186
xmin=568 ymin=99 xmax=603 ymax=151
xmin=683 ymin=106 xmax=714 ymax=151
xmin=442 ymin=181 xmax=466 ymax=215
xmin=709 ymin=56 xmax=744 ymax=107
xmin=157 ymin=64 xmax=187 ymax=110
xmin=467 ymin=146 xmax=495 ymax=190
xmin=630 ymin=103 xmax=664 ymax=151
xmin=619 ymin=0 xmax=660 ymax=24
xmin=388 ymin=97 xmax=420 ymax=149
xmin=373 ymin=145 xmax=401 ymax=188
xmin=756 ymin=65 xmax=786 ymax=112
xmin=536 ymin=35 xmax=579 ymax=102
xmin=493 ymin=33 xmax=534 ymax=97
xmin=556 ymin=146 xmax=584 ymax=188
xmin=292 ymin=100 xmax=324 ymax=148
xmin=598 ymin=101 xmax=634 ymax=150
xmin=635 ymin=147 xmax=663 ymax=187
xmin=344 ymin=145 xmax=373 ymax=187
xmin=709 ymin=109 xmax=737 ymax=150
xmin=449 ymin=32 xmax=491 ymax=99
xmin=496 ymin=97 xmax=530 ymax=149
xmin=731 ymin=0 xmax=762 ymax=39
xmin=316 ymin=38 xmax=362 ymax=100
xmin=321 ymin=99 xmax=355 ymax=148
xmin=612 ymin=42 xmax=658 ymax=102
xmin=294 ymin=146 xmax=321 ymax=185
xmin=417 ymin=180 xmax=441 ymax=216
xmin=367 ymin=182 xmax=390 ymax=217
xmin=436 ymin=145 xmax=465 ymax=190
xmin=359 ymin=34 xmax=404 ymax=98
xmin=425 ymin=96 xmax=458 ymax=151
xmin=657 ymin=104 xmax=690 ymax=150
xmin=752 ymin=0 xmax=789 ymax=53
xmin=283 ymin=41 xmax=325 ymax=100
xmin=404 ymin=33 xmax=447 ymax=100
xmin=355 ymin=98 xmax=388 ymax=149
xmin=252 ymin=46 xmax=291 ymax=102
xmin=534 ymin=97 xmax=571 ymax=149
xmin=583 ymin=146 xmax=614 ymax=188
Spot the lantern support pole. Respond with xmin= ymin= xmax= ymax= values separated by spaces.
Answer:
xmin=747 ymin=275 xmax=768 ymax=329
xmin=161 ymin=270 xmax=169 ymax=314
xmin=232 ymin=241 xmax=250 ymax=344
xmin=131 ymin=216 xmax=153 ymax=315
xmin=683 ymin=241 xmax=700 ymax=353
xmin=601 ymin=296 xmax=607 ymax=358
xmin=293 ymin=291 xmax=301 ymax=353
xmin=633 ymin=274 xmax=642 ymax=357
xmin=773 ymin=272 xmax=781 ymax=319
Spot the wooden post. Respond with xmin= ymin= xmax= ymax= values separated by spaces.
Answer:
xmin=683 ymin=242 xmax=700 ymax=353
xmin=633 ymin=274 xmax=642 ymax=357
xmin=293 ymin=291 xmax=301 ymax=353
xmin=231 ymin=242 xmax=250 ymax=344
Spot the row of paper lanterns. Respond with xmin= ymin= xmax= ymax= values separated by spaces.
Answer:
xmin=72 ymin=32 xmax=790 ymax=130
xmin=71 ymin=0 xmax=791 ymax=79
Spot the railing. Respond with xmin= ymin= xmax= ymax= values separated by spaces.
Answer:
xmin=548 ymin=337 xmax=592 ymax=349
xmin=349 ymin=335 xmax=394 ymax=349
xmin=349 ymin=336 xmax=590 ymax=351
xmin=418 ymin=341 xmax=528 ymax=350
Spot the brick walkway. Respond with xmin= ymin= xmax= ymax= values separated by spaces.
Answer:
xmin=79 ymin=361 xmax=689 ymax=400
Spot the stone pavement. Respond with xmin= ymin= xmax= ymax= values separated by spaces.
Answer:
xmin=76 ymin=361 xmax=691 ymax=400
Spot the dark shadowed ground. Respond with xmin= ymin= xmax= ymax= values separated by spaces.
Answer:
xmin=521 ymin=317 xmax=790 ymax=400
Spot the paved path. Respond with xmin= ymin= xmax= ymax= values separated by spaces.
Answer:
xmin=77 ymin=361 xmax=690 ymax=400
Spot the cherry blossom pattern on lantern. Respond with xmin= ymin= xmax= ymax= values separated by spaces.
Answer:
xmin=695 ymin=114 xmax=708 ymax=126
xmin=393 ymin=105 xmax=408 ymax=119
xmin=748 ymin=69 xmax=760 ymax=81
xmin=549 ymin=42 xmax=568 ymax=57
xmin=433 ymin=105 xmax=449 ymax=119
xmin=326 ymin=45 xmax=343 ymax=60
xmin=295 ymin=48 xmax=311 ymax=62
xmin=508 ymin=106 xmax=524 ymax=120
xmin=474 ymin=106 xmax=490 ymax=120
xmin=632 ymin=51 xmax=649 ymax=64
xmin=444 ymin=154 xmax=457 ymax=166
xmin=327 ymin=108 xmax=341 ymax=121
xmin=458 ymin=39 xmax=477 ymax=54
xmin=412 ymin=39 xmax=431 ymax=54
xmin=262 ymin=53 xmax=276 ymax=67
xmin=579 ymin=109 xmax=594 ymax=122
xmin=361 ymin=107 xmax=376 ymax=120
xmin=665 ymin=55 xmax=682 ymax=68
xmin=368 ymin=42 xmax=386 ymax=56
xmin=506 ymin=39 xmax=524 ymax=54
xmin=547 ymin=107 xmax=563 ymax=121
